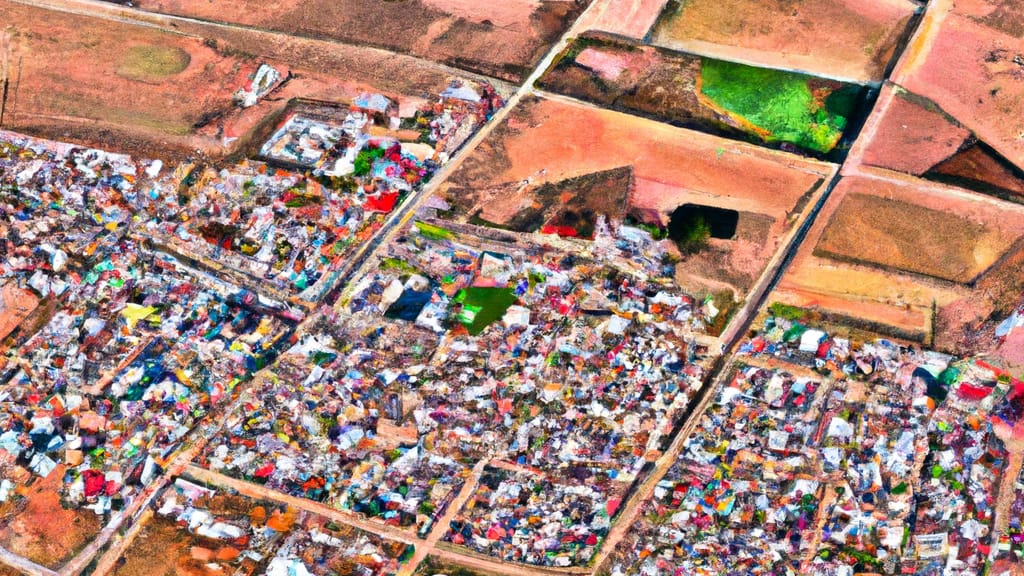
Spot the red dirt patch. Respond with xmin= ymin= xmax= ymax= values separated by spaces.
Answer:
xmin=892 ymin=0 xmax=1024 ymax=169
xmin=0 ymin=465 xmax=105 ymax=569
xmin=2 ymin=1 xmax=248 ymax=147
xmin=814 ymin=192 xmax=1011 ymax=282
xmin=441 ymin=94 xmax=833 ymax=297
xmin=857 ymin=85 xmax=971 ymax=175
xmin=574 ymin=0 xmax=669 ymax=40
xmin=0 ymin=283 xmax=39 ymax=342
xmin=774 ymin=169 xmax=1024 ymax=350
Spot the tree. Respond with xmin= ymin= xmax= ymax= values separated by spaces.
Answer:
xmin=675 ymin=214 xmax=711 ymax=255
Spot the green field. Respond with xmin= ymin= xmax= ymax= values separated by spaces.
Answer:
xmin=454 ymin=287 xmax=517 ymax=335
xmin=700 ymin=59 xmax=859 ymax=153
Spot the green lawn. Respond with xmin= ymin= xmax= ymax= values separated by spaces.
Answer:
xmin=700 ymin=59 xmax=858 ymax=153
xmin=454 ymin=287 xmax=517 ymax=335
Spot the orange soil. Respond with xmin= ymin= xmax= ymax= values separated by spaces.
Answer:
xmin=0 ymin=465 xmax=105 ymax=569
xmin=442 ymin=95 xmax=834 ymax=298
xmin=455 ymin=96 xmax=831 ymax=220
xmin=892 ymin=0 xmax=1024 ymax=168
xmin=138 ymin=0 xmax=586 ymax=81
xmin=774 ymin=168 xmax=1024 ymax=342
xmin=652 ymin=0 xmax=917 ymax=82
xmin=0 ymin=284 xmax=39 ymax=341
xmin=574 ymin=0 xmax=670 ymax=40
xmin=854 ymin=84 xmax=971 ymax=175
xmin=2 ymin=1 xmax=246 ymax=140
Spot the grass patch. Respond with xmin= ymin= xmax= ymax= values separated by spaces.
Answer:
xmin=380 ymin=257 xmax=423 ymax=276
xmin=116 ymin=45 xmax=191 ymax=81
xmin=415 ymin=221 xmax=455 ymax=241
xmin=454 ymin=287 xmax=517 ymax=335
xmin=769 ymin=302 xmax=808 ymax=321
xmin=699 ymin=59 xmax=856 ymax=153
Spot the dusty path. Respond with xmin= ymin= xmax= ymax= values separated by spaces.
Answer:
xmin=990 ymin=438 xmax=1024 ymax=565
xmin=0 ymin=547 xmax=58 ymax=576
xmin=397 ymin=459 xmax=488 ymax=576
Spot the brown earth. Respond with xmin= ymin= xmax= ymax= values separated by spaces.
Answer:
xmin=2 ymin=0 xmax=249 ymax=151
xmin=111 ymin=515 xmax=194 ymax=576
xmin=856 ymin=85 xmax=971 ymax=175
xmin=927 ymin=143 xmax=1024 ymax=202
xmin=814 ymin=192 xmax=1009 ymax=283
xmin=2 ymin=0 xmax=510 ymax=160
xmin=892 ymin=0 xmax=1024 ymax=169
xmin=651 ymin=0 xmax=917 ymax=82
xmin=952 ymin=0 xmax=1024 ymax=38
xmin=136 ymin=0 xmax=590 ymax=82
xmin=775 ymin=168 xmax=1024 ymax=352
xmin=0 ymin=284 xmax=39 ymax=342
xmin=470 ymin=166 xmax=633 ymax=238
xmin=572 ymin=0 xmax=669 ymax=40
xmin=537 ymin=36 xmax=732 ymax=131
xmin=851 ymin=83 xmax=1024 ymax=202
xmin=674 ymin=212 xmax=776 ymax=294
xmin=0 ymin=466 xmax=105 ymax=569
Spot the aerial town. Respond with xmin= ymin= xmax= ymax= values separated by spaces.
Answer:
xmin=1 ymin=1 xmax=1023 ymax=576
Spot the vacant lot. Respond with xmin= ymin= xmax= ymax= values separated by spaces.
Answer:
xmin=815 ymin=193 xmax=1009 ymax=282
xmin=440 ymin=94 xmax=833 ymax=298
xmin=137 ymin=0 xmax=589 ymax=81
xmin=893 ymin=0 xmax=1024 ymax=168
xmin=652 ymin=0 xmax=917 ymax=82
xmin=572 ymin=0 xmax=668 ymax=39
xmin=0 ymin=466 xmax=105 ymax=569
xmin=2 ymin=1 xmax=249 ymax=152
xmin=774 ymin=171 xmax=1024 ymax=350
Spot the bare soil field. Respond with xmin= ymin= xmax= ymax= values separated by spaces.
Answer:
xmin=0 ymin=284 xmax=39 ymax=342
xmin=1 ymin=0 xmax=508 ymax=160
xmin=439 ymin=94 xmax=834 ymax=298
xmin=814 ymin=192 xmax=1008 ymax=283
xmin=892 ymin=0 xmax=1024 ymax=168
xmin=855 ymin=85 xmax=971 ymax=175
xmin=572 ymin=0 xmax=669 ymax=40
xmin=134 ymin=0 xmax=590 ymax=82
xmin=0 ymin=465 xmax=105 ymax=569
xmin=111 ymin=515 xmax=195 ymax=576
xmin=651 ymin=0 xmax=917 ymax=83
xmin=774 ymin=169 xmax=1024 ymax=351
xmin=1 ymin=1 xmax=250 ymax=155
xmin=852 ymin=84 xmax=1024 ymax=202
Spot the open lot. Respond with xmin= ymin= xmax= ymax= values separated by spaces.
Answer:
xmin=651 ymin=0 xmax=918 ymax=83
xmin=852 ymin=85 xmax=1024 ymax=203
xmin=774 ymin=169 xmax=1024 ymax=349
xmin=1 ymin=0 xmax=512 ymax=160
xmin=437 ymin=94 xmax=834 ymax=298
xmin=815 ymin=192 xmax=1010 ymax=283
xmin=1 ymin=0 xmax=250 ymax=156
xmin=132 ymin=0 xmax=590 ymax=81
xmin=0 ymin=465 xmax=105 ymax=569
xmin=572 ymin=0 xmax=669 ymax=40
xmin=891 ymin=0 xmax=1024 ymax=168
